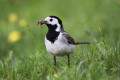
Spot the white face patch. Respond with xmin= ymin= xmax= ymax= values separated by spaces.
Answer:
xmin=44 ymin=17 xmax=61 ymax=32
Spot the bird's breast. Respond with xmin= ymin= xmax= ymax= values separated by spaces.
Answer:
xmin=45 ymin=33 xmax=75 ymax=56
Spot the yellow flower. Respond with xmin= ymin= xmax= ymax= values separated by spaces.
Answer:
xmin=19 ymin=19 xmax=27 ymax=27
xmin=8 ymin=31 xmax=21 ymax=43
xmin=9 ymin=13 xmax=18 ymax=23
xmin=53 ymin=73 xmax=59 ymax=78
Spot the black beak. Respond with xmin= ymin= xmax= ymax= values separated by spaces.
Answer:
xmin=37 ymin=20 xmax=47 ymax=25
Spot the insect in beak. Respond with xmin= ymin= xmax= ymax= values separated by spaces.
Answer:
xmin=37 ymin=20 xmax=47 ymax=25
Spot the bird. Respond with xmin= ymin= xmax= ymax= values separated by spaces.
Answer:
xmin=38 ymin=16 xmax=90 ymax=66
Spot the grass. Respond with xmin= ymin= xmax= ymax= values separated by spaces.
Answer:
xmin=0 ymin=0 xmax=120 ymax=80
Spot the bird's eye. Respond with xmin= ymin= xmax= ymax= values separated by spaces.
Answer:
xmin=50 ymin=19 xmax=53 ymax=21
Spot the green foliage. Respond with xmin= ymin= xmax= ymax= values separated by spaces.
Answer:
xmin=0 ymin=0 xmax=120 ymax=79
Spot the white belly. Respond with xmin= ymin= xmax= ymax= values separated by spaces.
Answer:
xmin=45 ymin=34 xmax=75 ymax=56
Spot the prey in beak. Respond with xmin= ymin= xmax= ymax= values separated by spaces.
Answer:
xmin=37 ymin=20 xmax=47 ymax=25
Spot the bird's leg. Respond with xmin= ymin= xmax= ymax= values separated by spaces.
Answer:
xmin=67 ymin=55 xmax=70 ymax=66
xmin=54 ymin=56 xmax=56 ymax=65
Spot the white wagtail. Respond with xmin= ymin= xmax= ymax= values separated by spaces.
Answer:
xmin=38 ymin=16 xmax=90 ymax=65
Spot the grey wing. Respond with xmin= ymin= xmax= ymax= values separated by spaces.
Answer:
xmin=62 ymin=32 xmax=75 ymax=44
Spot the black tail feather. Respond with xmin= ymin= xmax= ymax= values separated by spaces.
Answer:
xmin=74 ymin=42 xmax=90 ymax=45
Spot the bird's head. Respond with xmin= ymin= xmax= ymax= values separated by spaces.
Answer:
xmin=38 ymin=16 xmax=63 ymax=32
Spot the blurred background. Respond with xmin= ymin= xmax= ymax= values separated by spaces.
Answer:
xmin=0 ymin=0 xmax=120 ymax=58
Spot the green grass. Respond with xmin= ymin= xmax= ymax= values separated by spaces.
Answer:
xmin=0 ymin=0 xmax=120 ymax=80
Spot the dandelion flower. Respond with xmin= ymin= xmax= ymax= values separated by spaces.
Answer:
xmin=8 ymin=31 xmax=21 ymax=43
xmin=53 ymin=73 xmax=59 ymax=78
xmin=19 ymin=19 xmax=27 ymax=27
xmin=9 ymin=13 xmax=18 ymax=23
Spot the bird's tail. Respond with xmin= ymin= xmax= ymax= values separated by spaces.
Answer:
xmin=73 ymin=42 xmax=90 ymax=45
xmin=73 ymin=42 xmax=99 ymax=45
